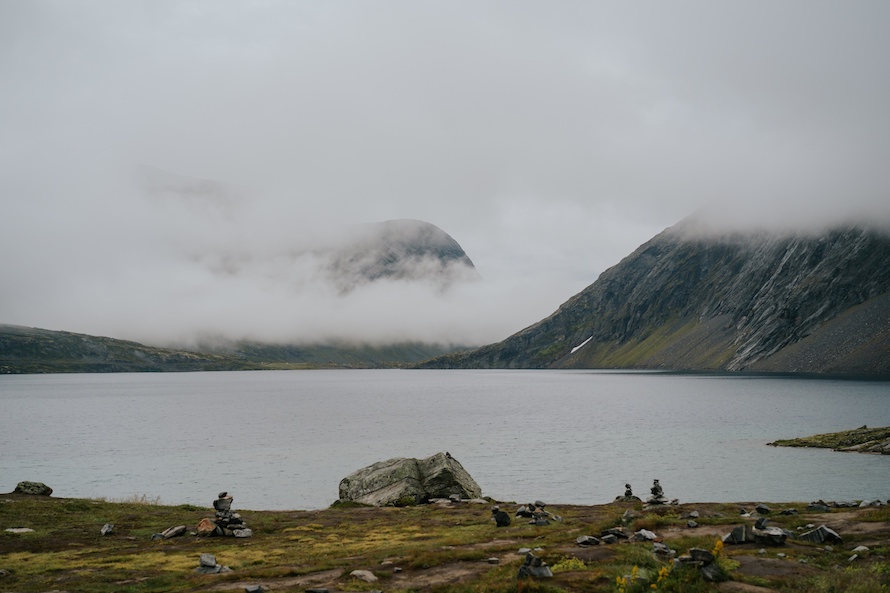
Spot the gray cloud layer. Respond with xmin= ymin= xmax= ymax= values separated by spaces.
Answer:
xmin=2 ymin=1 xmax=888 ymax=346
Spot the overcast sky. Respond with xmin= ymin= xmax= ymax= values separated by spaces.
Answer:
xmin=2 ymin=1 xmax=889 ymax=347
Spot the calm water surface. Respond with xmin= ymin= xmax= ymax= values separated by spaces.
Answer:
xmin=1 ymin=370 xmax=888 ymax=510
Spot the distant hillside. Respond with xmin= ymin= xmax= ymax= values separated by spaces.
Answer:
xmin=0 ymin=325 xmax=260 ymax=373
xmin=418 ymin=221 xmax=890 ymax=376
xmin=0 ymin=325 xmax=460 ymax=374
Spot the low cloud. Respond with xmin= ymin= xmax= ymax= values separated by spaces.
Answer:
xmin=2 ymin=1 xmax=888 ymax=347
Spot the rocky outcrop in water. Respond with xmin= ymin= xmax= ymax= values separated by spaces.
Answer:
xmin=768 ymin=426 xmax=890 ymax=454
xmin=419 ymin=220 xmax=890 ymax=375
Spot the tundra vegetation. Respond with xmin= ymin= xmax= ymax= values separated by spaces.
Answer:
xmin=1 ymin=493 xmax=888 ymax=592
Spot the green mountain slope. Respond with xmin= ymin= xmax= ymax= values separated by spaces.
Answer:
xmin=418 ymin=221 xmax=890 ymax=376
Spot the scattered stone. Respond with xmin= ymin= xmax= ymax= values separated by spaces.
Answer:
xmin=689 ymin=548 xmax=715 ymax=564
xmin=633 ymin=529 xmax=657 ymax=541
xmin=195 ymin=553 xmax=231 ymax=574
xmin=860 ymin=499 xmax=883 ymax=507
xmin=849 ymin=554 xmax=860 ymax=563
xmin=517 ymin=552 xmax=553 ymax=579
xmin=601 ymin=527 xmax=629 ymax=540
xmin=491 ymin=506 xmax=511 ymax=527
xmin=195 ymin=517 xmax=216 ymax=535
xmin=780 ymin=508 xmax=799 ymax=515
xmin=852 ymin=545 xmax=870 ymax=553
xmin=487 ymin=557 xmax=500 ymax=564
xmin=807 ymin=501 xmax=831 ymax=512
xmin=4 ymin=528 xmax=34 ymax=534
xmin=244 ymin=586 xmax=265 ymax=593
xmin=13 ymin=481 xmax=52 ymax=496
xmin=687 ymin=520 xmax=699 ymax=528
xmin=621 ymin=509 xmax=642 ymax=524
xmin=349 ymin=569 xmax=378 ymax=582
xmin=600 ymin=534 xmax=618 ymax=545
xmin=306 ymin=589 xmax=329 ymax=593
xmin=676 ymin=548 xmax=725 ymax=582
xmin=653 ymin=542 xmax=676 ymax=559
xmin=798 ymin=525 xmax=842 ymax=544
xmin=576 ymin=535 xmax=601 ymax=546
xmin=515 ymin=500 xmax=560 ymax=525
xmin=100 ymin=523 xmax=114 ymax=536
xmin=160 ymin=525 xmax=187 ymax=539
xmin=722 ymin=525 xmax=754 ymax=545
xmin=755 ymin=503 xmax=771 ymax=515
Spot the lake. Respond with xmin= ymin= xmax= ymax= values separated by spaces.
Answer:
xmin=1 ymin=370 xmax=888 ymax=511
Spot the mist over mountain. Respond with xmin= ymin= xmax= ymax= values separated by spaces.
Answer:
xmin=324 ymin=218 xmax=480 ymax=293
xmin=419 ymin=219 xmax=890 ymax=376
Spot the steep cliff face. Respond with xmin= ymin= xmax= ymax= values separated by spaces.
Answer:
xmin=420 ymin=222 xmax=890 ymax=375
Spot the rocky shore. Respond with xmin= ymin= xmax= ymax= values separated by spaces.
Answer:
xmin=2 ymin=483 xmax=888 ymax=593
xmin=768 ymin=425 xmax=890 ymax=454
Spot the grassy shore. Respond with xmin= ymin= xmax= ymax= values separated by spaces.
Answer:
xmin=1 ymin=493 xmax=888 ymax=593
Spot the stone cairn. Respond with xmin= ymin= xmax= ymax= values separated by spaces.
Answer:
xmin=197 ymin=492 xmax=253 ymax=538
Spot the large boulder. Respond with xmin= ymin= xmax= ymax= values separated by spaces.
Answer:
xmin=338 ymin=452 xmax=482 ymax=506
xmin=14 ymin=481 xmax=53 ymax=496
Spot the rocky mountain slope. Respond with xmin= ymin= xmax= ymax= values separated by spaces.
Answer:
xmin=419 ymin=220 xmax=890 ymax=375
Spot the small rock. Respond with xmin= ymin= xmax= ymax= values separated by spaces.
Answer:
xmin=687 ymin=520 xmax=699 ymax=528
xmin=852 ymin=545 xmax=870 ymax=553
xmin=161 ymin=525 xmax=187 ymax=539
xmin=848 ymin=554 xmax=859 ymax=563
xmin=755 ymin=503 xmax=771 ymax=515
xmin=350 ymin=569 xmax=378 ymax=582
xmin=4 ymin=528 xmax=35 ymax=534
xmin=244 ymin=586 xmax=265 ymax=593
xmin=576 ymin=535 xmax=601 ymax=546
xmin=699 ymin=561 xmax=725 ymax=582
xmin=689 ymin=548 xmax=715 ymax=564
xmin=305 ymin=589 xmax=329 ymax=593
xmin=100 ymin=523 xmax=114 ymax=536
xmin=517 ymin=552 xmax=553 ymax=579
xmin=487 ymin=557 xmax=500 ymax=564
xmin=799 ymin=525 xmax=842 ymax=544
xmin=200 ymin=553 xmax=218 ymax=568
